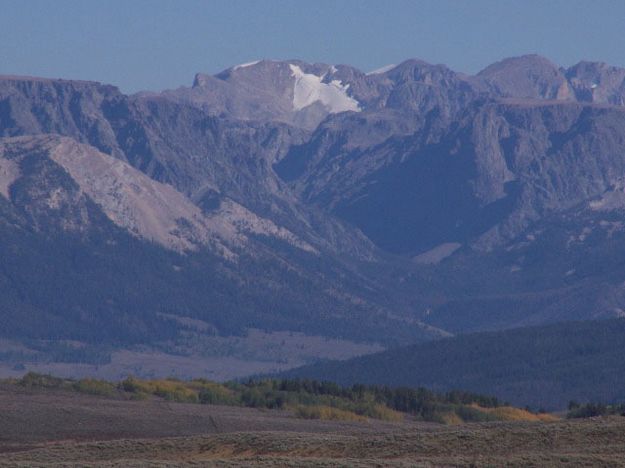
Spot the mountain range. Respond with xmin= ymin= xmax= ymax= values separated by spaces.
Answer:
xmin=2 ymin=54 xmax=625 ymax=380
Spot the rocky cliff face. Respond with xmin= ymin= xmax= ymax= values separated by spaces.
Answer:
xmin=566 ymin=61 xmax=625 ymax=105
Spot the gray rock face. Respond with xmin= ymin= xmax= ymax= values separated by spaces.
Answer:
xmin=566 ymin=61 xmax=625 ymax=105
xmin=472 ymin=101 xmax=625 ymax=248
xmin=475 ymin=55 xmax=625 ymax=106
xmin=476 ymin=54 xmax=572 ymax=100
xmin=0 ymin=76 xmax=124 ymax=156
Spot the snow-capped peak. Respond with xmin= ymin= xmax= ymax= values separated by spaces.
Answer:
xmin=289 ymin=64 xmax=360 ymax=114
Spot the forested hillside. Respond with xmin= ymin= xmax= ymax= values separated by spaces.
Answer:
xmin=282 ymin=319 xmax=625 ymax=409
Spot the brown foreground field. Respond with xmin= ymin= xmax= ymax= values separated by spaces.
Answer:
xmin=1 ymin=383 xmax=624 ymax=466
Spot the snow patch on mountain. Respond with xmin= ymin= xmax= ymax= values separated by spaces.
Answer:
xmin=589 ymin=181 xmax=625 ymax=211
xmin=412 ymin=242 xmax=461 ymax=264
xmin=366 ymin=64 xmax=396 ymax=75
xmin=232 ymin=60 xmax=261 ymax=71
xmin=289 ymin=64 xmax=360 ymax=113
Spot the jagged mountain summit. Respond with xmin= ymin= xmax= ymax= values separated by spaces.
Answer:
xmin=2 ymin=54 xmax=625 ymax=378
xmin=159 ymin=60 xmax=365 ymax=130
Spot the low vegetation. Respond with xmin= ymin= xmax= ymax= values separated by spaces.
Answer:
xmin=12 ymin=372 xmax=556 ymax=424
xmin=294 ymin=405 xmax=368 ymax=422
xmin=567 ymin=401 xmax=625 ymax=419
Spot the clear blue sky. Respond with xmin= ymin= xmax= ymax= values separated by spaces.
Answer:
xmin=1 ymin=0 xmax=624 ymax=93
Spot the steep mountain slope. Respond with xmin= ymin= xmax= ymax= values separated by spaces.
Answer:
xmin=0 ymin=135 xmax=314 ymax=254
xmin=282 ymin=318 xmax=625 ymax=409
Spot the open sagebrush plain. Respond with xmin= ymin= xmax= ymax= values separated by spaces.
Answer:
xmin=1 ymin=383 xmax=625 ymax=467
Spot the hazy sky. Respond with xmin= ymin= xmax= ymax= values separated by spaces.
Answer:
xmin=1 ymin=0 xmax=625 ymax=93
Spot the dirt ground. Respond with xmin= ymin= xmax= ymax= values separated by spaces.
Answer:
xmin=1 ymin=384 xmax=624 ymax=466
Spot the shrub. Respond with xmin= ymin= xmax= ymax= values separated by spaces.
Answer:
xmin=454 ymin=405 xmax=499 ymax=423
xmin=197 ymin=382 xmax=236 ymax=405
xmin=485 ymin=406 xmax=559 ymax=422
xmin=73 ymin=378 xmax=116 ymax=396
xmin=367 ymin=404 xmax=405 ymax=422
xmin=294 ymin=405 xmax=367 ymax=422
xmin=437 ymin=411 xmax=464 ymax=425
xmin=18 ymin=372 xmax=67 ymax=389
xmin=120 ymin=377 xmax=141 ymax=393
xmin=149 ymin=380 xmax=199 ymax=403
xmin=567 ymin=403 xmax=610 ymax=419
